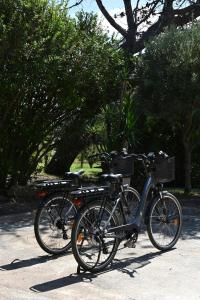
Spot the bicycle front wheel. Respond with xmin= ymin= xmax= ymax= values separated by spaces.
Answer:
xmin=147 ymin=193 xmax=182 ymax=251
xmin=71 ymin=200 xmax=120 ymax=273
xmin=34 ymin=194 xmax=76 ymax=254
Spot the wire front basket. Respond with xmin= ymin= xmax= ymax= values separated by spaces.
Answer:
xmin=154 ymin=156 xmax=175 ymax=183
xmin=111 ymin=155 xmax=134 ymax=177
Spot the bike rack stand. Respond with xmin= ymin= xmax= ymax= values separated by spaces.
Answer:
xmin=77 ymin=264 xmax=86 ymax=275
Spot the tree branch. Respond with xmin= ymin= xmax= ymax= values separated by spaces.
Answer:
xmin=174 ymin=2 xmax=200 ymax=15
xmin=68 ymin=0 xmax=84 ymax=10
xmin=123 ymin=0 xmax=136 ymax=30
xmin=137 ymin=0 xmax=160 ymax=26
xmin=125 ymin=2 xmax=200 ymax=53
xmin=174 ymin=3 xmax=200 ymax=25
xmin=133 ymin=0 xmax=141 ymax=23
xmin=133 ymin=17 xmax=164 ymax=52
xmin=96 ymin=0 xmax=127 ymax=37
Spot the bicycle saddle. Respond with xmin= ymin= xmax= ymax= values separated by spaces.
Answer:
xmin=101 ymin=173 xmax=122 ymax=183
xmin=64 ymin=169 xmax=85 ymax=180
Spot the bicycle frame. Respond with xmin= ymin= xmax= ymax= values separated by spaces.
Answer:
xmin=107 ymin=175 xmax=157 ymax=234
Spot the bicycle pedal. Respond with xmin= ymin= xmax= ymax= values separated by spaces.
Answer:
xmin=124 ymin=239 xmax=136 ymax=248
xmin=63 ymin=232 xmax=68 ymax=240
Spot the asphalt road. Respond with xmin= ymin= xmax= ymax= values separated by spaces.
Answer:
xmin=0 ymin=205 xmax=200 ymax=300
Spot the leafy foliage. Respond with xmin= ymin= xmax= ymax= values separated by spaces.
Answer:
xmin=0 ymin=0 xmax=76 ymax=187
xmin=133 ymin=24 xmax=200 ymax=192
xmin=0 ymin=1 xmax=124 ymax=188
xmin=88 ymin=86 xmax=138 ymax=153
xmin=0 ymin=0 xmax=125 ymax=187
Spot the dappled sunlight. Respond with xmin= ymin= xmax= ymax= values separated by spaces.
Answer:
xmin=0 ymin=212 xmax=34 ymax=233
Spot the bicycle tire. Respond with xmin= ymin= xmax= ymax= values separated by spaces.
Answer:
xmin=34 ymin=193 xmax=76 ymax=255
xmin=71 ymin=200 xmax=120 ymax=273
xmin=147 ymin=192 xmax=182 ymax=251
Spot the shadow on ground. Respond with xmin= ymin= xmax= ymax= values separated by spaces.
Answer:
xmin=29 ymin=250 xmax=168 ymax=293
xmin=0 ymin=252 xmax=72 ymax=271
xmin=181 ymin=207 xmax=200 ymax=240
xmin=0 ymin=212 xmax=33 ymax=232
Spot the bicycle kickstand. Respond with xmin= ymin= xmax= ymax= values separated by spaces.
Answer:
xmin=77 ymin=264 xmax=86 ymax=275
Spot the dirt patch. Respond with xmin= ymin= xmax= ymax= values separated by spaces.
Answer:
xmin=0 ymin=185 xmax=38 ymax=216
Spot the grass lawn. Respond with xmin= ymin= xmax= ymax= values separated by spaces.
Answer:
xmin=168 ymin=187 xmax=200 ymax=196
xmin=70 ymin=161 xmax=102 ymax=177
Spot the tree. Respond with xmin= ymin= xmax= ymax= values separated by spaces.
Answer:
xmin=0 ymin=0 xmax=79 ymax=188
xmin=45 ymin=11 xmax=126 ymax=176
xmin=0 ymin=1 xmax=124 ymax=188
xmin=133 ymin=24 xmax=200 ymax=193
xmin=69 ymin=0 xmax=200 ymax=54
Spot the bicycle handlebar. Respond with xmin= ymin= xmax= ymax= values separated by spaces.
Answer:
xmin=88 ymin=150 xmax=168 ymax=170
xmin=129 ymin=151 xmax=169 ymax=163
xmin=88 ymin=152 xmax=110 ymax=161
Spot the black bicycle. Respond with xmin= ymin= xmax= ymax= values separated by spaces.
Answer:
xmin=71 ymin=151 xmax=182 ymax=273
xmin=34 ymin=170 xmax=84 ymax=254
xmin=34 ymin=152 xmax=140 ymax=255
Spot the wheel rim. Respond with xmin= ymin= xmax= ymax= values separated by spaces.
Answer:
xmin=75 ymin=205 xmax=118 ymax=270
xmin=38 ymin=198 xmax=76 ymax=251
xmin=150 ymin=197 xmax=181 ymax=248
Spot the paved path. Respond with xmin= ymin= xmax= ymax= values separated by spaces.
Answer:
xmin=0 ymin=206 xmax=200 ymax=300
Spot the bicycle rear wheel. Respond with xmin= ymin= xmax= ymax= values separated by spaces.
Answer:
xmin=147 ymin=193 xmax=182 ymax=251
xmin=34 ymin=194 xmax=76 ymax=254
xmin=71 ymin=200 xmax=120 ymax=273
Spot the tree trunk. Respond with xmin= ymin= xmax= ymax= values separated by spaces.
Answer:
xmin=0 ymin=161 xmax=9 ymax=192
xmin=182 ymin=113 xmax=193 ymax=194
xmin=80 ymin=152 xmax=84 ymax=168
xmin=183 ymin=140 xmax=192 ymax=194
xmin=0 ymin=175 xmax=8 ymax=194
xmin=45 ymin=146 xmax=81 ymax=176
xmin=45 ymin=129 xmax=91 ymax=177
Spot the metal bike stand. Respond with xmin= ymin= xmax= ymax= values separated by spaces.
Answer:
xmin=77 ymin=264 xmax=86 ymax=275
